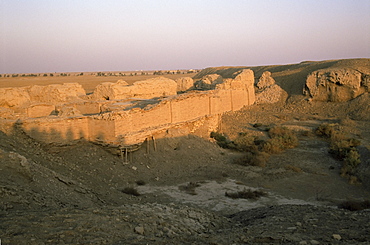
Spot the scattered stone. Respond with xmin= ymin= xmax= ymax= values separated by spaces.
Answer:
xmin=134 ymin=226 xmax=144 ymax=235
xmin=332 ymin=234 xmax=341 ymax=240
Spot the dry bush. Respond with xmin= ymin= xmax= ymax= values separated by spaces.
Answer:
xmin=135 ymin=180 xmax=146 ymax=186
xmin=262 ymin=126 xmax=298 ymax=154
xmin=315 ymin=123 xmax=339 ymax=137
xmin=284 ymin=164 xmax=303 ymax=173
xmin=178 ymin=182 xmax=201 ymax=195
xmin=234 ymin=151 xmax=269 ymax=168
xmin=225 ymin=188 xmax=267 ymax=200
xmin=122 ymin=187 xmax=140 ymax=196
xmin=210 ymin=132 xmax=236 ymax=149
xmin=340 ymin=117 xmax=357 ymax=127
xmin=233 ymin=133 xmax=259 ymax=152
xmin=340 ymin=149 xmax=361 ymax=177
xmin=338 ymin=200 xmax=370 ymax=211
xmin=316 ymin=122 xmax=362 ymax=182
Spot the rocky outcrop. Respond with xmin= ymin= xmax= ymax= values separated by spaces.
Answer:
xmin=194 ymin=74 xmax=223 ymax=90
xmin=256 ymin=71 xmax=275 ymax=89
xmin=255 ymin=71 xmax=286 ymax=104
xmin=304 ymin=68 xmax=369 ymax=102
xmin=175 ymin=77 xmax=194 ymax=92
xmin=93 ymin=77 xmax=177 ymax=100
xmin=255 ymin=85 xmax=287 ymax=104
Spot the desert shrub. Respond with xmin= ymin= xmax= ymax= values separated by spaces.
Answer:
xmin=135 ymin=180 xmax=146 ymax=186
xmin=329 ymin=131 xmax=361 ymax=161
xmin=178 ymin=182 xmax=201 ymax=195
xmin=225 ymin=188 xmax=267 ymax=200
xmin=284 ymin=165 xmax=303 ymax=173
xmin=338 ymin=200 xmax=370 ymax=211
xmin=210 ymin=132 xmax=236 ymax=149
xmin=233 ymin=133 xmax=259 ymax=152
xmin=315 ymin=123 xmax=339 ymax=137
xmin=340 ymin=149 xmax=361 ymax=177
xmin=316 ymin=123 xmax=362 ymax=182
xmin=122 ymin=187 xmax=140 ymax=196
xmin=234 ymin=151 xmax=269 ymax=168
xmin=262 ymin=126 xmax=298 ymax=153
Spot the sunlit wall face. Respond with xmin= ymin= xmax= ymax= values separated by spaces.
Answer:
xmin=1 ymin=0 xmax=369 ymax=73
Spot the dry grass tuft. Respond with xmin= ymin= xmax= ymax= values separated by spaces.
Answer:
xmin=135 ymin=180 xmax=146 ymax=186
xmin=316 ymin=123 xmax=362 ymax=182
xmin=262 ymin=126 xmax=298 ymax=154
xmin=179 ymin=182 xmax=201 ymax=195
xmin=225 ymin=188 xmax=267 ymax=200
xmin=122 ymin=187 xmax=140 ymax=196
xmin=338 ymin=200 xmax=370 ymax=211
xmin=234 ymin=151 xmax=269 ymax=168
xmin=284 ymin=164 xmax=303 ymax=173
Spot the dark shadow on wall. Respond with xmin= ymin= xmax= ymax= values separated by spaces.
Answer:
xmin=10 ymin=120 xmax=107 ymax=146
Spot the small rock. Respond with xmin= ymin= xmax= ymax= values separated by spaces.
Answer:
xmin=310 ymin=240 xmax=320 ymax=245
xmin=299 ymin=241 xmax=308 ymax=245
xmin=332 ymin=234 xmax=341 ymax=240
xmin=134 ymin=226 xmax=144 ymax=235
xmin=132 ymin=166 xmax=137 ymax=171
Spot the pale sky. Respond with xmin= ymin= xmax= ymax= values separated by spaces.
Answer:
xmin=1 ymin=0 xmax=369 ymax=73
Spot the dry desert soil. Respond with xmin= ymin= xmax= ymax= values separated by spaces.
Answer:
xmin=1 ymin=59 xmax=370 ymax=244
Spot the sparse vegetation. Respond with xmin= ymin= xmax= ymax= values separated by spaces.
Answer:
xmin=284 ymin=164 xmax=303 ymax=173
xmin=225 ymin=188 xmax=267 ymax=200
xmin=262 ymin=126 xmax=299 ymax=154
xmin=338 ymin=200 xmax=370 ymax=211
xmin=121 ymin=187 xmax=140 ymax=196
xmin=213 ymin=126 xmax=299 ymax=168
xmin=135 ymin=180 xmax=146 ymax=186
xmin=233 ymin=151 xmax=269 ymax=168
xmin=315 ymin=123 xmax=362 ymax=183
xmin=178 ymin=182 xmax=201 ymax=195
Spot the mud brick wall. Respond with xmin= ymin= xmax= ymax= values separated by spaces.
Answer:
xmin=88 ymin=118 xmax=116 ymax=143
xmin=27 ymin=104 xmax=55 ymax=118
xmin=21 ymin=117 xmax=89 ymax=145
xmin=170 ymin=93 xmax=210 ymax=124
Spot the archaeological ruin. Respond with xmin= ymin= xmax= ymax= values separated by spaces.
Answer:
xmin=0 ymin=69 xmax=256 ymax=151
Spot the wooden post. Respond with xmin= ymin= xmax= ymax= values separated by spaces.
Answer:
xmin=152 ymin=136 xmax=157 ymax=151
xmin=120 ymin=147 xmax=123 ymax=162
xmin=146 ymin=137 xmax=150 ymax=154
xmin=125 ymin=147 xmax=128 ymax=163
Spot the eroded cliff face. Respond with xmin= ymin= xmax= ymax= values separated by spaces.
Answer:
xmin=304 ymin=68 xmax=369 ymax=102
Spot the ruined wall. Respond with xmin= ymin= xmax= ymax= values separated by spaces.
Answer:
xmin=2 ymin=69 xmax=256 ymax=146
xmin=88 ymin=117 xmax=116 ymax=144
xmin=209 ymin=90 xmax=232 ymax=115
xmin=21 ymin=117 xmax=89 ymax=145
xmin=304 ymin=68 xmax=368 ymax=102
xmin=93 ymin=77 xmax=177 ymax=100
xmin=170 ymin=93 xmax=210 ymax=124
xmin=27 ymin=104 xmax=55 ymax=118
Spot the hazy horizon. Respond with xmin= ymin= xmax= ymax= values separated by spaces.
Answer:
xmin=1 ymin=0 xmax=369 ymax=74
